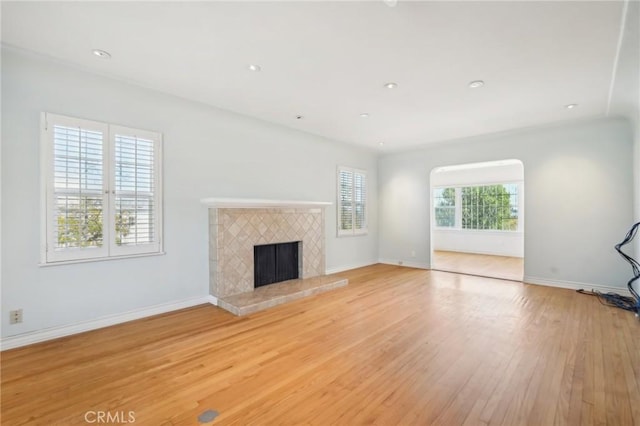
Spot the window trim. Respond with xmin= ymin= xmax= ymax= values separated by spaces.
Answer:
xmin=337 ymin=166 xmax=368 ymax=237
xmin=40 ymin=113 xmax=164 ymax=265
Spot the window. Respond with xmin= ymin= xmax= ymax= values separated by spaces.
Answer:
xmin=41 ymin=113 xmax=163 ymax=263
xmin=433 ymin=183 xmax=520 ymax=231
xmin=461 ymin=184 xmax=518 ymax=231
xmin=433 ymin=187 xmax=456 ymax=228
xmin=337 ymin=167 xmax=367 ymax=236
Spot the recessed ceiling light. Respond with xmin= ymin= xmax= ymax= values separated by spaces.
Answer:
xmin=468 ymin=80 xmax=484 ymax=89
xmin=565 ymin=104 xmax=578 ymax=109
xmin=92 ymin=49 xmax=111 ymax=59
xmin=384 ymin=82 xmax=398 ymax=89
xmin=295 ymin=115 xmax=304 ymax=120
xmin=378 ymin=142 xmax=384 ymax=146
xmin=383 ymin=0 xmax=398 ymax=7
xmin=247 ymin=64 xmax=261 ymax=72
xmin=360 ymin=113 xmax=370 ymax=118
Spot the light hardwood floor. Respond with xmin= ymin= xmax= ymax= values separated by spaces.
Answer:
xmin=2 ymin=264 xmax=639 ymax=425
xmin=433 ymin=250 xmax=524 ymax=281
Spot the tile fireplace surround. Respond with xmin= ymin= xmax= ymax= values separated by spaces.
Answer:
xmin=202 ymin=199 xmax=347 ymax=315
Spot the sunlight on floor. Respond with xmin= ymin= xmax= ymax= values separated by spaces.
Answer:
xmin=432 ymin=250 xmax=524 ymax=281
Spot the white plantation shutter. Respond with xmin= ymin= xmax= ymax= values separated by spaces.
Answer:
xmin=46 ymin=115 xmax=109 ymax=262
xmin=42 ymin=113 xmax=162 ymax=264
xmin=338 ymin=169 xmax=353 ymax=234
xmin=354 ymin=171 xmax=366 ymax=233
xmin=337 ymin=167 xmax=367 ymax=236
xmin=110 ymin=126 xmax=161 ymax=255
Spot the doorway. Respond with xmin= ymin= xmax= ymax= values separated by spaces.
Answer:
xmin=430 ymin=159 xmax=524 ymax=281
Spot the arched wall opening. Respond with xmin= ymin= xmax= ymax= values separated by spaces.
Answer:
xmin=429 ymin=159 xmax=524 ymax=281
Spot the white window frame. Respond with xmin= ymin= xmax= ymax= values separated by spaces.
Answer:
xmin=337 ymin=166 xmax=368 ymax=237
xmin=40 ymin=113 xmax=163 ymax=265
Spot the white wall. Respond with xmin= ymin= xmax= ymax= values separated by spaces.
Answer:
xmin=608 ymin=0 xmax=639 ymax=292
xmin=432 ymin=229 xmax=523 ymax=258
xmin=378 ymin=118 xmax=634 ymax=289
xmin=1 ymin=48 xmax=378 ymax=339
xmin=431 ymin=161 xmax=524 ymax=257
xmin=431 ymin=162 xmax=524 ymax=187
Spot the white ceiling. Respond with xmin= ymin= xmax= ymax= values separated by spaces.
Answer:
xmin=1 ymin=1 xmax=635 ymax=151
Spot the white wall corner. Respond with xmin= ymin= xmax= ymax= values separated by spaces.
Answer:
xmin=0 ymin=296 xmax=212 ymax=351
xmin=634 ymin=129 xmax=640 ymax=258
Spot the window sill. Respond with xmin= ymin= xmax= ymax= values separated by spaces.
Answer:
xmin=337 ymin=232 xmax=369 ymax=238
xmin=39 ymin=251 xmax=166 ymax=267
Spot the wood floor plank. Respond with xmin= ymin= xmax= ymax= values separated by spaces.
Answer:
xmin=1 ymin=264 xmax=638 ymax=425
xmin=432 ymin=250 xmax=524 ymax=281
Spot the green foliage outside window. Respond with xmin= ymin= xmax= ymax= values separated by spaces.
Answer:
xmin=56 ymin=198 xmax=134 ymax=248
xmin=461 ymin=185 xmax=517 ymax=230
xmin=434 ymin=184 xmax=518 ymax=231
xmin=434 ymin=187 xmax=456 ymax=227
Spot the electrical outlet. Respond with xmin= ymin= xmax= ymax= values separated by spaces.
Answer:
xmin=411 ymin=250 xmax=416 ymax=257
xmin=9 ymin=309 xmax=23 ymax=324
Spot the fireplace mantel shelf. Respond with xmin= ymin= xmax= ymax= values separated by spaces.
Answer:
xmin=201 ymin=198 xmax=332 ymax=209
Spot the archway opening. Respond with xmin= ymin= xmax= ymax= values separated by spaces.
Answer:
xmin=429 ymin=159 xmax=524 ymax=281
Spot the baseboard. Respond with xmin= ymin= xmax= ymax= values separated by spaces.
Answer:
xmin=523 ymin=276 xmax=633 ymax=297
xmin=435 ymin=248 xmax=524 ymax=258
xmin=378 ymin=258 xmax=430 ymax=270
xmin=325 ymin=260 xmax=377 ymax=275
xmin=1 ymin=295 xmax=214 ymax=351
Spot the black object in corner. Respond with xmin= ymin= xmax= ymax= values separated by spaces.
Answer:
xmin=615 ymin=221 xmax=640 ymax=312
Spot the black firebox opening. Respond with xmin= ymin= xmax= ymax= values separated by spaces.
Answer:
xmin=254 ymin=241 xmax=300 ymax=288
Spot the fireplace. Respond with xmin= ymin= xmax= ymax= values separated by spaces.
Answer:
xmin=203 ymin=200 xmax=330 ymax=298
xmin=254 ymin=241 xmax=300 ymax=287
xmin=202 ymin=198 xmax=347 ymax=315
